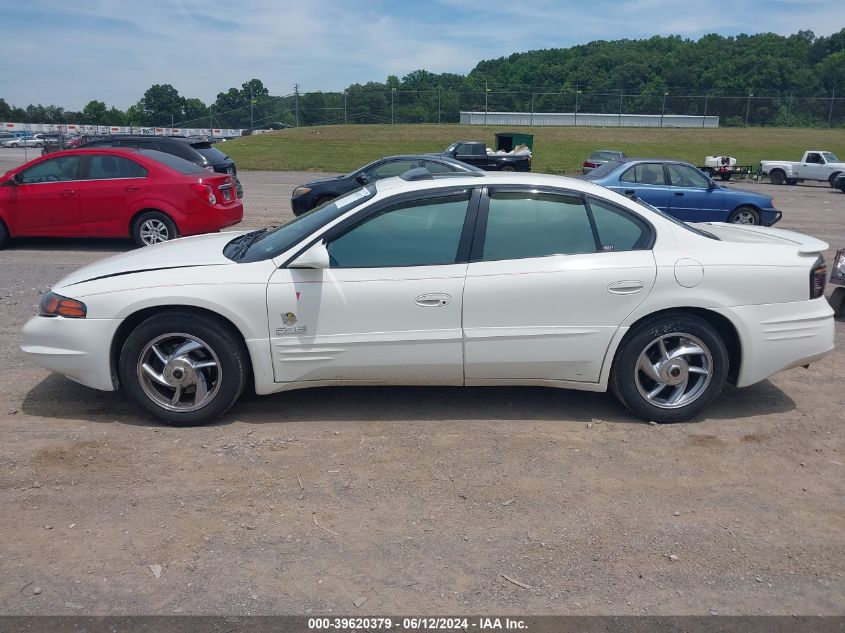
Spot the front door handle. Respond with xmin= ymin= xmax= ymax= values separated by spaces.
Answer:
xmin=607 ymin=280 xmax=644 ymax=295
xmin=60 ymin=189 xmax=76 ymax=197
xmin=674 ymin=191 xmax=685 ymax=196
xmin=125 ymin=185 xmax=141 ymax=191
xmin=415 ymin=293 xmax=451 ymax=307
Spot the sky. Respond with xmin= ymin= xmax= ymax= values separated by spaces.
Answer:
xmin=1 ymin=0 xmax=841 ymax=110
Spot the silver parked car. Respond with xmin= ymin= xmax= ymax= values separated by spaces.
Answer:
xmin=582 ymin=149 xmax=627 ymax=174
xmin=1 ymin=134 xmax=48 ymax=148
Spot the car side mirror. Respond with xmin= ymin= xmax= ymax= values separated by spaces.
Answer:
xmin=707 ymin=179 xmax=717 ymax=190
xmin=356 ymin=174 xmax=370 ymax=185
xmin=289 ymin=241 xmax=330 ymax=269
xmin=4 ymin=173 xmax=21 ymax=186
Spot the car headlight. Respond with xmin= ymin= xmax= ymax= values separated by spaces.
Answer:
xmin=292 ymin=186 xmax=311 ymax=198
xmin=39 ymin=291 xmax=87 ymax=318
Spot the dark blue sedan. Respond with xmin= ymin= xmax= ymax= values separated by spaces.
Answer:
xmin=584 ymin=158 xmax=782 ymax=226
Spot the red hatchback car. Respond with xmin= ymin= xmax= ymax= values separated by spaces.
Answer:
xmin=0 ymin=148 xmax=243 ymax=247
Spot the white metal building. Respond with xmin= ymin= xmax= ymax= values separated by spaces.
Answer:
xmin=460 ymin=111 xmax=719 ymax=128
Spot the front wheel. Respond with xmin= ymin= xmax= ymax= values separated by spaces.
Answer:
xmin=610 ymin=314 xmax=729 ymax=423
xmin=119 ymin=312 xmax=249 ymax=425
xmin=500 ymin=165 xmax=516 ymax=172
xmin=132 ymin=211 xmax=178 ymax=247
xmin=830 ymin=173 xmax=842 ymax=188
xmin=727 ymin=206 xmax=759 ymax=225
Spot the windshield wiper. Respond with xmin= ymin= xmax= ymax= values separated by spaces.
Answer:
xmin=224 ymin=228 xmax=268 ymax=261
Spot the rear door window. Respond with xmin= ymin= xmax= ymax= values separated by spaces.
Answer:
xmin=621 ymin=163 xmax=666 ymax=185
xmin=87 ymin=155 xmax=148 ymax=180
xmin=586 ymin=197 xmax=652 ymax=251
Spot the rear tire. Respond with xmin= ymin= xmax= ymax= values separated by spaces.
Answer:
xmin=500 ymin=165 xmax=516 ymax=172
xmin=727 ymin=206 xmax=760 ymax=225
xmin=769 ymin=170 xmax=786 ymax=185
xmin=786 ymin=178 xmax=798 ymax=186
xmin=719 ymin=172 xmax=731 ymax=181
xmin=0 ymin=220 xmax=8 ymax=249
xmin=830 ymin=173 xmax=842 ymax=188
xmin=119 ymin=311 xmax=249 ymax=426
xmin=132 ymin=211 xmax=178 ymax=247
xmin=610 ymin=314 xmax=729 ymax=424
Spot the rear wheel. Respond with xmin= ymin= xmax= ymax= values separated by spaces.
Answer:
xmin=500 ymin=165 xmax=516 ymax=172
xmin=119 ymin=312 xmax=249 ymax=425
xmin=786 ymin=178 xmax=798 ymax=186
xmin=719 ymin=172 xmax=731 ymax=181
xmin=769 ymin=170 xmax=786 ymax=185
xmin=0 ymin=220 xmax=8 ymax=249
xmin=830 ymin=173 xmax=842 ymax=188
xmin=610 ymin=314 xmax=729 ymax=423
xmin=727 ymin=206 xmax=760 ymax=225
xmin=132 ymin=211 xmax=178 ymax=247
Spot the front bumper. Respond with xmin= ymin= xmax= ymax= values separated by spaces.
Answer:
xmin=21 ymin=315 xmax=122 ymax=391
xmin=714 ymin=298 xmax=834 ymax=387
xmin=761 ymin=207 xmax=782 ymax=226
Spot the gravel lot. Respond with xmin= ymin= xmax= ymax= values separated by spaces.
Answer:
xmin=0 ymin=147 xmax=843 ymax=615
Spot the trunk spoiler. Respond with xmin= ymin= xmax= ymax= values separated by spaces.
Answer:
xmin=692 ymin=222 xmax=829 ymax=255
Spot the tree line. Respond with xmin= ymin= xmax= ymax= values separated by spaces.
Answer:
xmin=2 ymin=28 xmax=845 ymax=129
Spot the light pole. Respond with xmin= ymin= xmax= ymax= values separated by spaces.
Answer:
xmin=391 ymin=87 xmax=396 ymax=124
xmin=343 ymin=90 xmax=347 ymax=125
xmin=250 ymin=83 xmax=255 ymax=134
xmin=660 ymin=90 xmax=668 ymax=128
xmin=702 ymin=92 xmax=709 ymax=128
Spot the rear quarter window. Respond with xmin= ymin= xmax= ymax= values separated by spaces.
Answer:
xmin=137 ymin=149 xmax=204 ymax=175
xmin=190 ymin=143 xmax=229 ymax=164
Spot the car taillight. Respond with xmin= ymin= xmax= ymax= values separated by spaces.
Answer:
xmin=190 ymin=183 xmax=217 ymax=205
xmin=39 ymin=291 xmax=86 ymax=318
xmin=204 ymin=166 xmax=215 ymax=172
xmin=810 ymin=256 xmax=826 ymax=299
xmin=583 ymin=161 xmax=597 ymax=168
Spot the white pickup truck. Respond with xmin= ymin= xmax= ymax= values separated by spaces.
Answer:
xmin=759 ymin=150 xmax=845 ymax=187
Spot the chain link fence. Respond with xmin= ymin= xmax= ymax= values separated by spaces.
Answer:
xmin=202 ymin=89 xmax=845 ymax=131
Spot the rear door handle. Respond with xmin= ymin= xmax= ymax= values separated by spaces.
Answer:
xmin=415 ymin=293 xmax=451 ymax=307
xmin=60 ymin=189 xmax=76 ymax=197
xmin=674 ymin=191 xmax=684 ymax=196
xmin=608 ymin=280 xmax=644 ymax=295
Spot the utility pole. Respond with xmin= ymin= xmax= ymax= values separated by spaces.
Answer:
xmin=702 ymin=92 xmax=709 ymax=128
xmin=660 ymin=90 xmax=668 ymax=128
xmin=294 ymin=84 xmax=300 ymax=128
xmin=745 ymin=92 xmax=753 ymax=127
xmin=829 ymin=88 xmax=836 ymax=128
xmin=391 ymin=87 xmax=396 ymax=124
xmin=209 ymin=105 xmax=213 ymax=133
xmin=170 ymin=113 xmax=174 ymax=135
xmin=343 ymin=90 xmax=347 ymax=125
xmin=437 ymin=87 xmax=441 ymax=124
xmin=574 ymin=86 xmax=581 ymax=127
xmin=786 ymin=93 xmax=792 ymax=127
xmin=619 ymin=90 xmax=623 ymax=127
xmin=530 ymin=92 xmax=535 ymax=127
xmin=484 ymin=81 xmax=490 ymax=125
xmin=250 ymin=83 xmax=254 ymax=134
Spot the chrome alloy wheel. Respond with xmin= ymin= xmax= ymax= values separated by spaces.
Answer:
xmin=635 ymin=332 xmax=713 ymax=409
xmin=729 ymin=209 xmax=757 ymax=224
xmin=139 ymin=218 xmax=170 ymax=245
xmin=137 ymin=333 xmax=222 ymax=412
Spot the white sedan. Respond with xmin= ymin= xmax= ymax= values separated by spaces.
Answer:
xmin=21 ymin=170 xmax=835 ymax=425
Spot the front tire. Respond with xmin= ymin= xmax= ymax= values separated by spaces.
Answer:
xmin=0 ymin=220 xmax=8 ymax=249
xmin=132 ymin=211 xmax=178 ymax=247
xmin=119 ymin=312 xmax=249 ymax=425
xmin=500 ymin=165 xmax=516 ymax=172
xmin=769 ymin=170 xmax=786 ymax=185
xmin=727 ymin=206 xmax=760 ymax=225
xmin=830 ymin=173 xmax=842 ymax=189
xmin=610 ymin=314 xmax=729 ymax=423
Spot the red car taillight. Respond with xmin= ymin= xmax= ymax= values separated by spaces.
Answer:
xmin=810 ymin=256 xmax=826 ymax=299
xmin=583 ymin=161 xmax=598 ymax=168
xmin=190 ymin=183 xmax=217 ymax=205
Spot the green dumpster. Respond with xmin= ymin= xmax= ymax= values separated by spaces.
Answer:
xmin=495 ymin=132 xmax=534 ymax=152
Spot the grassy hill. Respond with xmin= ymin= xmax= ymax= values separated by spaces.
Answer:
xmin=221 ymin=124 xmax=845 ymax=175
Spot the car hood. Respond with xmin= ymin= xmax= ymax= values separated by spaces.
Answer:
xmin=56 ymin=231 xmax=248 ymax=288
xmin=692 ymin=223 xmax=828 ymax=255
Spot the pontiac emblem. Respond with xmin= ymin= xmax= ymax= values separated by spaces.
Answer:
xmin=282 ymin=312 xmax=297 ymax=325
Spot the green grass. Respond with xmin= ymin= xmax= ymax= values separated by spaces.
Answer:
xmin=220 ymin=124 xmax=845 ymax=175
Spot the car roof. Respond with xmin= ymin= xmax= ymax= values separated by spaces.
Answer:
xmin=88 ymin=135 xmax=194 ymax=144
xmin=374 ymin=170 xmax=617 ymax=199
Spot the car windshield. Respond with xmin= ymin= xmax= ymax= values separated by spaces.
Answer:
xmin=581 ymin=160 xmax=625 ymax=179
xmin=191 ymin=142 xmax=229 ymax=164
xmin=822 ymin=152 xmax=839 ymax=163
xmin=137 ymin=149 xmax=204 ymax=174
xmin=229 ymin=185 xmax=377 ymax=263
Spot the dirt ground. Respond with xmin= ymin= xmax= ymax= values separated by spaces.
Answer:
xmin=0 ymin=148 xmax=843 ymax=616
